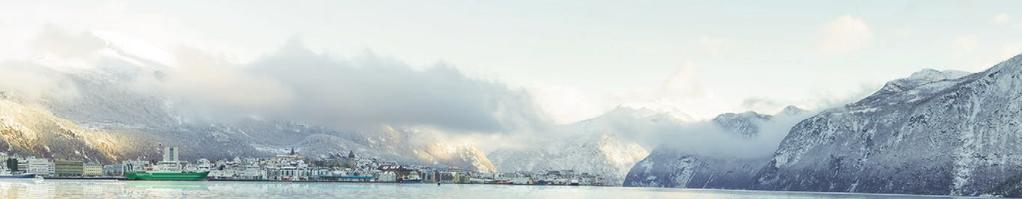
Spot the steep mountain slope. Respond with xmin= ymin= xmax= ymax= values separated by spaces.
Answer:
xmin=758 ymin=56 xmax=1022 ymax=196
xmin=625 ymin=148 xmax=768 ymax=188
xmin=0 ymin=98 xmax=134 ymax=162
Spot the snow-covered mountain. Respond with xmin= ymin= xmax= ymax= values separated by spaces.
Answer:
xmin=712 ymin=111 xmax=772 ymax=137
xmin=488 ymin=107 xmax=686 ymax=185
xmin=624 ymin=147 xmax=769 ymax=188
xmin=758 ymin=55 xmax=1022 ymax=196
xmin=488 ymin=132 xmax=648 ymax=185
xmin=623 ymin=107 xmax=808 ymax=188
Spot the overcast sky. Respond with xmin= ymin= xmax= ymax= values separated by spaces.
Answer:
xmin=2 ymin=0 xmax=1021 ymax=124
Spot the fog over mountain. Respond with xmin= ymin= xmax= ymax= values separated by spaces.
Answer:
xmin=0 ymin=27 xmax=562 ymax=172
xmin=0 ymin=27 xmax=795 ymax=176
xmin=12 ymin=27 xmax=553 ymax=133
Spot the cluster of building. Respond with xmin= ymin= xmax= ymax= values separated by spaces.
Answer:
xmin=0 ymin=154 xmax=105 ymax=177
xmin=487 ymin=170 xmax=606 ymax=186
xmin=0 ymin=148 xmax=606 ymax=186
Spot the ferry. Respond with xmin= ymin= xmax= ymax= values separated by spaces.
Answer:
xmin=124 ymin=146 xmax=209 ymax=181
xmin=0 ymin=167 xmax=38 ymax=179
xmin=125 ymin=171 xmax=209 ymax=181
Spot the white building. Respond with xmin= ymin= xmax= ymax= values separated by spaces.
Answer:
xmin=378 ymin=171 xmax=397 ymax=182
xmin=195 ymin=159 xmax=212 ymax=172
xmin=122 ymin=160 xmax=149 ymax=173
xmin=103 ymin=164 xmax=123 ymax=176
xmin=162 ymin=147 xmax=179 ymax=162
xmin=24 ymin=157 xmax=54 ymax=176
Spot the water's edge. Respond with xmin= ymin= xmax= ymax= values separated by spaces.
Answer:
xmin=0 ymin=180 xmax=982 ymax=198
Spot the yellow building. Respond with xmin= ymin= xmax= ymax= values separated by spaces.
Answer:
xmin=83 ymin=163 xmax=103 ymax=176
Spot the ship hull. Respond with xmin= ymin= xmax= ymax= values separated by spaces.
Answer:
xmin=0 ymin=173 xmax=36 ymax=179
xmin=125 ymin=171 xmax=209 ymax=181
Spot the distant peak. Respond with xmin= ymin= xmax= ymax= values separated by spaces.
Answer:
xmin=712 ymin=111 xmax=770 ymax=138
xmin=713 ymin=111 xmax=770 ymax=121
xmin=983 ymin=52 xmax=1022 ymax=76
xmin=905 ymin=69 xmax=969 ymax=82
xmin=879 ymin=68 xmax=970 ymax=93
xmin=777 ymin=105 xmax=806 ymax=116
xmin=607 ymin=105 xmax=693 ymax=122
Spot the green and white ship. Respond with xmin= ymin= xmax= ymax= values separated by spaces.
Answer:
xmin=125 ymin=146 xmax=209 ymax=181
xmin=125 ymin=170 xmax=209 ymax=181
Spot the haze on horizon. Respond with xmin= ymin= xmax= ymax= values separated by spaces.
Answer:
xmin=1 ymin=0 xmax=1020 ymax=144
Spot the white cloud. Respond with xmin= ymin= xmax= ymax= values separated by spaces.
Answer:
xmin=230 ymin=40 xmax=552 ymax=132
xmin=999 ymin=43 xmax=1022 ymax=61
xmin=741 ymin=97 xmax=785 ymax=113
xmin=157 ymin=47 xmax=295 ymax=117
xmin=0 ymin=61 xmax=81 ymax=102
xmin=31 ymin=26 xmax=107 ymax=59
xmin=818 ymin=15 xmax=873 ymax=54
xmin=661 ymin=61 xmax=705 ymax=98
xmin=952 ymin=35 xmax=980 ymax=57
xmin=529 ymin=86 xmax=614 ymax=124
xmin=992 ymin=13 xmax=1013 ymax=25
xmin=613 ymin=62 xmax=729 ymax=120
xmin=696 ymin=36 xmax=732 ymax=58
xmin=530 ymin=61 xmax=729 ymax=123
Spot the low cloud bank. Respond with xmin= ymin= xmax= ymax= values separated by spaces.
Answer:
xmin=566 ymin=107 xmax=815 ymax=158
xmin=0 ymin=26 xmax=834 ymax=159
xmin=0 ymin=27 xmax=552 ymax=134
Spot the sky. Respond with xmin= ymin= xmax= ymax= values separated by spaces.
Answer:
xmin=2 ymin=0 xmax=1022 ymax=125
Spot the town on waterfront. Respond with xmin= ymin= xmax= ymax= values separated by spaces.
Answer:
xmin=0 ymin=146 xmax=606 ymax=186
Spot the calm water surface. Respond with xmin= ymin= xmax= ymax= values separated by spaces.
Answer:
xmin=0 ymin=180 xmax=983 ymax=199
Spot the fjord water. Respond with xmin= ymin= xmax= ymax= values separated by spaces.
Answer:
xmin=0 ymin=180 xmax=967 ymax=199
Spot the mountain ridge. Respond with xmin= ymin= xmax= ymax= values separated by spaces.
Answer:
xmin=758 ymin=55 xmax=1022 ymax=196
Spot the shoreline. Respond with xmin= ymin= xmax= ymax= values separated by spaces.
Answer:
xmin=37 ymin=177 xmax=606 ymax=187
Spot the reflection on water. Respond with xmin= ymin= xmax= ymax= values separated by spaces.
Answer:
xmin=0 ymin=180 xmax=967 ymax=199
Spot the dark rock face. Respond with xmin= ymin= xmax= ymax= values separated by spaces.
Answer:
xmin=760 ymin=56 xmax=1022 ymax=196
xmin=624 ymin=147 xmax=765 ymax=189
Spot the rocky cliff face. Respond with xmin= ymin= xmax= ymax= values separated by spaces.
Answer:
xmin=624 ymin=148 xmax=768 ymax=188
xmin=759 ymin=56 xmax=1022 ymax=196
